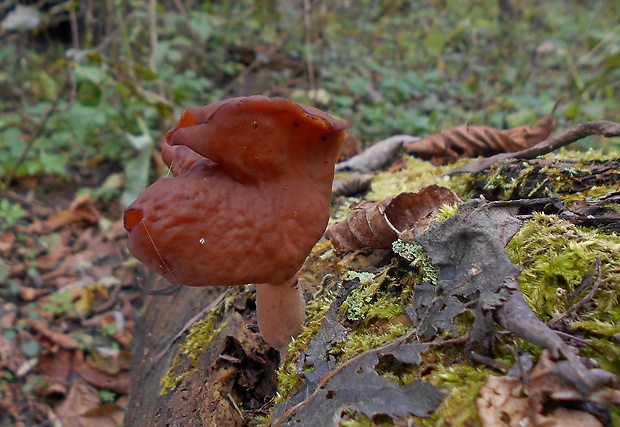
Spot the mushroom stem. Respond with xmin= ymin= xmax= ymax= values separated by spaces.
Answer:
xmin=255 ymin=276 xmax=305 ymax=356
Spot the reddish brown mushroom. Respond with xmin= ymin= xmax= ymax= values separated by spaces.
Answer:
xmin=123 ymin=96 xmax=347 ymax=354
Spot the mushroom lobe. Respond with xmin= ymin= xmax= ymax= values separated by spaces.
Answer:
xmin=124 ymin=96 xmax=347 ymax=288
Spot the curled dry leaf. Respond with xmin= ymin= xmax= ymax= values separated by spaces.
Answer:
xmin=477 ymin=350 xmax=620 ymax=427
xmin=325 ymin=185 xmax=461 ymax=253
xmin=403 ymin=115 xmax=555 ymax=163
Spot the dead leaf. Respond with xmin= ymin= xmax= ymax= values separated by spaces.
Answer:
xmin=404 ymin=115 xmax=555 ymax=163
xmin=76 ymin=362 xmax=131 ymax=395
xmin=24 ymin=318 xmax=80 ymax=350
xmin=38 ymin=349 xmax=82 ymax=381
xmin=274 ymin=348 xmax=445 ymax=425
xmin=80 ymin=403 xmax=125 ymax=427
xmin=0 ymin=335 xmax=27 ymax=373
xmin=44 ymin=194 xmax=100 ymax=231
xmin=448 ymin=120 xmax=620 ymax=175
xmin=56 ymin=377 xmax=102 ymax=426
xmin=0 ymin=231 xmax=16 ymax=253
xmin=326 ymin=185 xmax=461 ymax=253
xmin=477 ymin=350 xmax=620 ymax=426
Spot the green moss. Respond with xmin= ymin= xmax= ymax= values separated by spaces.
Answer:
xmin=506 ymin=213 xmax=620 ymax=375
xmin=275 ymin=276 xmax=340 ymax=402
xmin=366 ymin=157 xmax=469 ymax=202
xmin=159 ymin=291 xmax=242 ymax=394
xmin=435 ymin=202 xmax=460 ymax=221
xmin=506 ymin=214 xmax=620 ymax=321
xmin=160 ymin=315 xmax=229 ymax=394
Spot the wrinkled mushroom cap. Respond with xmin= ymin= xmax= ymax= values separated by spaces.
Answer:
xmin=124 ymin=96 xmax=347 ymax=287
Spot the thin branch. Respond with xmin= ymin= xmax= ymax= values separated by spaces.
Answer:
xmin=547 ymin=258 xmax=602 ymax=326
xmin=303 ymin=0 xmax=316 ymax=100
xmin=1 ymin=77 xmax=68 ymax=195
xmin=448 ymin=120 xmax=620 ymax=175
xmin=272 ymin=331 xmax=467 ymax=426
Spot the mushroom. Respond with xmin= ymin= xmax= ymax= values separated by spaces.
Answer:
xmin=123 ymin=96 xmax=347 ymax=355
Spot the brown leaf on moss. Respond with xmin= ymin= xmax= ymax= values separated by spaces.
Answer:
xmin=403 ymin=115 xmax=555 ymax=163
xmin=476 ymin=350 xmax=620 ymax=427
xmin=325 ymin=185 xmax=461 ymax=253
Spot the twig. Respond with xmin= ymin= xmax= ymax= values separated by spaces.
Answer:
xmin=303 ymin=0 xmax=316 ymax=100
xmin=547 ymin=258 xmax=602 ymax=326
xmin=552 ymin=330 xmax=605 ymax=355
xmin=271 ymin=331 xmax=467 ymax=426
xmin=1 ymin=77 xmax=68 ymax=195
xmin=470 ymin=352 xmax=509 ymax=373
xmin=147 ymin=0 xmax=165 ymax=98
xmin=228 ymin=393 xmax=244 ymax=418
xmin=448 ymin=120 xmax=620 ymax=175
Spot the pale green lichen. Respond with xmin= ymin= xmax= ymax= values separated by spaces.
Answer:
xmin=392 ymin=240 xmax=439 ymax=285
xmin=345 ymin=270 xmax=376 ymax=284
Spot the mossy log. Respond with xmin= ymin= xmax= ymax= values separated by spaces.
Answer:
xmin=124 ymin=153 xmax=620 ymax=426
xmin=124 ymin=273 xmax=280 ymax=427
xmin=461 ymin=157 xmax=620 ymax=201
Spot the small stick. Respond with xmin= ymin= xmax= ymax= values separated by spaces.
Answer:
xmin=228 ymin=393 xmax=244 ymax=418
xmin=547 ymin=258 xmax=602 ymax=326
xmin=449 ymin=120 xmax=620 ymax=175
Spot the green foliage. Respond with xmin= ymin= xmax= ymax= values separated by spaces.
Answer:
xmin=0 ymin=199 xmax=27 ymax=231
xmin=39 ymin=291 xmax=74 ymax=316
xmin=1 ymin=0 xmax=618 ymax=197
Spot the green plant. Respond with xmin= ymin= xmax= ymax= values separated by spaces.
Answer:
xmin=0 ymin=199 xmax=26 ymax=231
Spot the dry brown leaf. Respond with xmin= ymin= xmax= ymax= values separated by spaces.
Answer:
xmin=24 ymin=318 xmax=80 ymax=350
xmin=38 ymin=349 xmax=82 ymax=382
xmin=476 ymin=350 xmax=620 ymax=426
xmin=76 ymin=362 xmax=131 ymax=395
xmin=326 ymin=185 xmax=461 ymax=253
xmin=44 ymin=194 xmax=100 ymax=231
xmin=0 ymin=335 xmax=27 ymax=373
xmin=403 ymin=115 xmax=555 ymax=163
xmin=55 ymin=377 xmax=102 ymax=426
xmin=0 ymin=231 xmax=16 ymax=254
xmin=80 ymin=403 xmax=125 ymax=427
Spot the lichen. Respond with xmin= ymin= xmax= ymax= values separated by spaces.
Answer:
xmin=391 ymin=240 xmax=439 ymax=285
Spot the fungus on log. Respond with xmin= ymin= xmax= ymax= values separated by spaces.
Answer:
xmin=124 ymin=96 xmax=346 ymax=354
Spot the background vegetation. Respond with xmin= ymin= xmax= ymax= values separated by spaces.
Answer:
xmin=1 ymin=0 xmax=618 ymax=208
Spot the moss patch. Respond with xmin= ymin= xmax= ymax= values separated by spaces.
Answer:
xmin=506 ymin=213 xmax=620 ymax=375
xmin=159 ymin=292 xmax=240 ymax=394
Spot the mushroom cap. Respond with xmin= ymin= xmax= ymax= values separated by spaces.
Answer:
xmin=124 ymin=96 xmax=347 ymax=287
